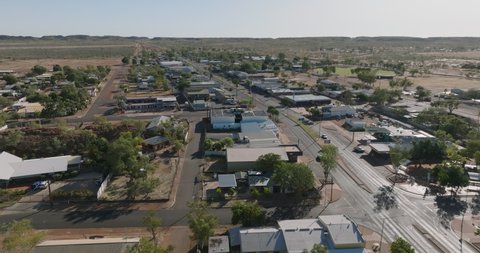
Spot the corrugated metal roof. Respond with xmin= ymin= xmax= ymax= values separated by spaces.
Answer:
xmin=218 ymin=174 xmax=237 ymax=188
xmin=278 ymin=219 xmax=323 ymax=253
xmin=239 ymin=228 xmax=286 ymax=252
xmin=318 ymin=215 xmax=364 ymax=247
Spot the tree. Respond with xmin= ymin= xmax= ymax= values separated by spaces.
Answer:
xmin=231 ymin=201 xmax=266 ymax=227
xmin=267 ymin=106 xmax=279 ymax=121
xmin=2 ymin=219 xmax=44 ymax=253
xmin=338 ymin=90 xmax=354 ymax=105
xmin=410 ymin=140 xmax=445 ymax=167
xmin=415 ymin=86 xmax=431 ymax=100
xmin=31 ymin=65 xmax=47 ymax=75
xmin=432 ymin=162 xmax=469 ymax=194
xmin=52 ymin=64 xmax=62 ymax=72
xmin=176 ymin=76 xmax=190 ymax=93
xmin=106 ymin=132 xmax=150 ymax=183
xmin=273 ymin=163 xmax=314 ymax=195
xmin=389 ymin=77 xmax=413 ymax=91
xmin=256 ymin=153 xmax=282 ymax=172
xmin=187 ymin=201 xmax=217 ymax=250
xmin=310 ymin=243 xmax=327 ymax=253
xmin=122 ymin=56 xmax=130 ymax=64
xmin=409 ymin=69 xmax=419 ymax=77
xmin=128 ymin=237 xmax=173 ymax=253
xmin=356 ymin=69 xmax=377 ymax=86
xmin=3 ymin=74 xmax=18 ymax=85
xmin=0 ymin=96 xmax=12 ymax=109
xmin=390 ymin=237 xmax=415 ymax=253
xmin=431 ymin=99 xmax=460 ymax=114
xmin=370 ymin=88 xmax=394 ymax=106
xmin=143 ymin=211 xmax=162 ymax=246
xmin=318 ymin=144 xmax=338 ymax=184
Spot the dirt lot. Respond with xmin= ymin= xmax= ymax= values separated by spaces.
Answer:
xmin=0 ymin=58 xmax=121 ymax=73
xmin=101 ymin=155 xmax=178 ymax=201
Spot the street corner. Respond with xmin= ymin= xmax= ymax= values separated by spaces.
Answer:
xmin=451 ymin=215 xmax=480 ymax=247
xmin=358 ymin=224 xmax=390 ymax=253
xmin=320 ymin=183 xmax=343 ymax=203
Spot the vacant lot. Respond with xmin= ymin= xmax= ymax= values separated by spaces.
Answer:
xmin=376 ymin=74 xmax=480 ymax=94
xmin=0 ymin=45 xmax=134 ymax=60
xmin=0 ymin=58 xmax=121 ymax=73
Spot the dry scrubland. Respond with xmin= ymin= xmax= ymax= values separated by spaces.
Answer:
xmin=0 ymin=58 xmax=121 ymax=73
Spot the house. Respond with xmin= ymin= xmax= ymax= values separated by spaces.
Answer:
xmin=228 ymin=216 xmax=367 ymax=253
xmin=0 ymin=151 xmax=82 ymax=182
xmin=226 ymin=147 xmax=289 ymax=172
xmin=160 ymin=61 xmax=183 ymax=68
xmin=209 ymin=236 xmax=230 ymax=253
xmin=284 ymin=94 xmax=331 ymax=107
xmin=231 ymin=227 xmax=285 ymax=253
xmin=376 ymin=74 xmax=395 ymax=80
xmin=33 ymin=237 xmax=139 ymax=253
xmin=0 ymin=70 xmax=15 ymax=76
xmin=278 ymin=219 xmax=323 ymax=253
xmin=146 ymin=116 xmax=171 ymax=131
xmin=186 ymin=89 xmax=211 ymax=101
xmin=10 ymin=99 xmax=44 ymax=118
xmin=318 ymin=215 xmax=366 ymax=249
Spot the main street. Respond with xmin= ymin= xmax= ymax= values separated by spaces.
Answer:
xmin=0 ymin=59 xmax=475 ymax=252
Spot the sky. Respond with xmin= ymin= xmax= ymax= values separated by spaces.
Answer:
xmin=1 ymin=0 xmax=480 ymax=38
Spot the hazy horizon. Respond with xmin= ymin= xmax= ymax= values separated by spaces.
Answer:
xmin=2 ymin=0 xmax=480 ymax=38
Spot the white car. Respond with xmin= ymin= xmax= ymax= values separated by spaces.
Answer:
xmin=353 ymin=146 xmax=365 ymax=153
xmin=31 ymin=180 xmax=49 ymax=190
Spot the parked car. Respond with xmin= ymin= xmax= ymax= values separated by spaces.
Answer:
xmin=304 ymin=119 xmax=314 ymax=125
xmin=353 ymin=146 xmax=365 ymax=153
xmin=321 ymin=134 xmax=328 ymax=139
xmin=31 ymin=180 xmax=49 ymax=190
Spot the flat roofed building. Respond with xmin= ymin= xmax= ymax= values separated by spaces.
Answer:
xmin=284 ymin=94 xmax=331 ymax=107
xmin=34 ymin=237 xmax=139 ymax=253
xmin=226 ymin=147 xmax=289 ymax=171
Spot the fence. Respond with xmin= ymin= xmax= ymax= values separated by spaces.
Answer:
xmin=96 ymin=173 xmax=112 ymax=200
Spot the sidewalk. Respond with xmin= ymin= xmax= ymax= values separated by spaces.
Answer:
xmin=451 ymin=215 xmax=480 ymax=250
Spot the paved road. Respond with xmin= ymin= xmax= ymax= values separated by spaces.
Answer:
xmin=1 ymin=59 xmax=475 ymax=252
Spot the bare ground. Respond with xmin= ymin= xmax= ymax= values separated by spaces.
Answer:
xmin=101 ymin=155 xmax=178 ymax=201
xmin=0 ymin=58 xmax=121 ymax=73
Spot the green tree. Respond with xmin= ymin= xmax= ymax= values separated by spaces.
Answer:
xmin=431 ymin=99 xmax=460 ymax=114
xmin=415 ymin=86 xmax=431 ymax=100
xmin=142 ymin=211 xmax=162 ymax=246
xmin=356 ymin=69 xmax=377 ymax=86
xmin=370 ymin=88 xmax=391 ymax=106
xmin=390 ymin=237 xmax=415 ymax=253
xmin=0 ymin=96 xmax=12 ymax=109
xmin=52 ymin=64 xmax=62 ymax=72
xmin=231 ymin=201 xmax=266 ymax=227
xmin=187 ymin=201 xmax=218 ymax=250
xmin=106 ymin=132 xmax=150 ymax=185
xmin=122 ymin=56 xmax=130 ymax=64
xmin=273 ymin=163 xmax=314 ymax=195
xmin=31 ymin=65 xmax=47 ymax=75
xmin=3 ymin=74 xmax=18 ymax=85
xmin=318 ymin=144 xmax=338 ymax=184
xmin=410 ymin=140 xmax=445 ymax=167
xmin=176 ymin=76 xmax=190 ymax=93
xmin=267 ymin=106 xmax=279 ymax=121
xmin=256 ymin=153 xmax=283 ymax=172
xmin=127 ymin=237 xmax=173 ymax=253
xmin=310 ymin=243 xmax=327 ymax=253
xmin=2 ymin=219 xmax=44 ymax=253
xmin=432 ymin=162 xmax=469 ymax=194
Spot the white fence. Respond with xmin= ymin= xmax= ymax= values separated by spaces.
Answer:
xmin=96 ymin=173 xmax=112 ymax=200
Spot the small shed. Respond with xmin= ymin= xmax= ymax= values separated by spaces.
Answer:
xmin=218 ymin=174 xmax=237 ymax=189
xmin=143 ymin=136 xmax=169 ymax=151
xmin=344 ymin=120 xmax=366 ymax=131
xmin=208 ymin=236 xmax=230 ymax=253
xmin=248 ymin=174 xmax=273 ymax=192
